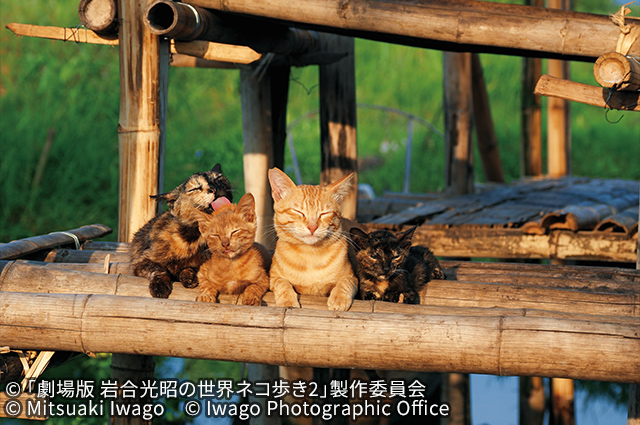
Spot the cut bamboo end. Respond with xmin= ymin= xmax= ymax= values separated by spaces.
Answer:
xmin=594 ymin=52 xmax=640 ymax=91
xmin=78 ymin=0 xmax=119 ymax=35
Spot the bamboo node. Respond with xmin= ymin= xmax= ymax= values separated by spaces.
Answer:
xmin=610 ymin=2 xmax=640 ymax=55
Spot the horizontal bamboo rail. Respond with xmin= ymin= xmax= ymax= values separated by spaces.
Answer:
xmin=186 ymin=0 xmax=640 ymax=61
xmin=0 ymin=224 xmax=112 ymax=260
xmin=0 ymin=291 xmax=638 ymax=383
xmin=5 ymin=23 xmax=261 ymax=64
xmin=1 ymin=261 xmax=638 ymax=316
xmin=534 ymin=74 xmax=640 ymax=111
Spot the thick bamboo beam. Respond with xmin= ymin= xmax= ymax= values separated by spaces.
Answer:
xmin=44 ymin=249 xmax=130 ymax=264
xmin=2 ymin=261 xmax=638 ymax=317
xmin=5 ymin=23 xmax=260 ymax=64
xmin=186 ymin=0 xmax=640 ymax=61
xmin=0 ymin=224 xmax=112 ymax=260
xmin=319 ymin=33 xmax=358 ymax=220
xmin=1 ymin=291 xmax=638 ymax=383
xmin=534 ymin=74 xmax=640 ymax=111
xmin=78 ymin=0 xmax=119 ymax=35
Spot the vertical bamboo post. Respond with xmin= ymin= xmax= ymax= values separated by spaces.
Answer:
xmin=550 ymin=378 xmax=575 ymax=425
xmin=521 ymin=0 xmax=543 ymax=177
xmin=630 ymin=193 xmax=640 ymax=425
xmin=547 ymin=0 xmax=571 ymax=178
xmin=110 ymin=354 xmax=155 ymax=425
xmin=471 ymin=53 xmax=504 ymax=183
xmin=520 ymin=377 xmax=546 ymax=425
xmin=115 ymin=0 xmax=167 ymax=423
xmin=444 ymin=52 xmax=474 ymax=195
xmin=240 ymin=66 xmax=287 ymax=250
xmin=318 ymin=33 xmax=358 ymax=220
xmin=117 ymin=0 xmax=168 ymax=242
xmin=241 ymin=63 xmax=290 ymax=425
xmin=443 ymin=373 xmax=471 ymax=425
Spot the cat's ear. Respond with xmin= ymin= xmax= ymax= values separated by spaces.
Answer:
xmin=151 ymin=189 xmax=179 ymax=207
xmin=190 ymin=208 xmax=212 ymax=232
xmin=268 ymin=168 xmax=297 ymax=202
xmin=211 ymin=163 xmax=223 ymax=176
xmin=397 ymin=225 xmax=417 ymax=250
xmin=349 ymin=227 xmax=370 ymax=250
xmin=326 ymin=173 xmax=354 ymax=204
xmin=237 ymin=193 xmax=256 ymax=223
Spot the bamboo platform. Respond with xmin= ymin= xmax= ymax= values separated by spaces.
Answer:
xmin=364 ymin=177 xmax=639 ymax=262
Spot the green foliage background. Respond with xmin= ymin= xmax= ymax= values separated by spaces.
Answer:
xmin=0 ymin=0 xmax=638 ymax=423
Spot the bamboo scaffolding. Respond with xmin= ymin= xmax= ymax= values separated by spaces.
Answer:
xmin=534 ymin=74 xmax=640 ymax=111
xmin=2 ymin=261 xmax=638 ymax=317
xmin=0 ymin=291 xmax=638 ymax=383
xmin=0 ymin=224 xmax=112 ymax=260
xmin=186 ymin=0 xmax=640 ymax=61
xmin=5 ymin=23 xmax=261 ymax=64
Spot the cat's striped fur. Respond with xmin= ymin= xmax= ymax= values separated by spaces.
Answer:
xmin=268 ymin=167 xmax=357 ymax=311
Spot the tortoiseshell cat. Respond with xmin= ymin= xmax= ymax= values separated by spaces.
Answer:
xmin=350 ymin=226 xmax=445 ymax=304
xmin=130 ymin=164 xmax=233 ymax=298
xmin=191 ymin=193 xmax=271 ymax=305
xmin=268 ymin=167 xmax=358 ymax=311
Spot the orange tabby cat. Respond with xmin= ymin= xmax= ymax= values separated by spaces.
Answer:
xmin=192 ymin=193 xmax=271 ymax=306
xmin=268 ymin=167 xmax=357 ymax=311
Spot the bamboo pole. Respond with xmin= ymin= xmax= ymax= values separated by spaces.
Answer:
xmin=471 ymin=53 xmax=504 ymax=183
xmin=116 ymin=0 xmax=168 ymax=243
xmin=594 ymin=52 xmax=640 ymax=91
xmin=1 ymin=291 xmax=638 ymax=383
xmin=547 ymin=0 xmax=572 ymax=179
xmin=534 ymin=74 xmax=640 ymax=111
xmin=319 ymin=33 xmax=358 ymax=220
xmin=550 ymin=378 xmax=575 ymax=425
xmin=185 ymin=0 xmax=640 ymax=61
xmin=78 ymin=0 xmax=119 ymax=35
xmin=0 ymin=224 xmax=112 ymax=260
xmin=444 ymin=52 xmax=474 ymax=195
xmin=5 ymin=23 xmax=260 ymax=64
xmin=521 ymin=0 xmax=543 ymax=178
xmin=519 ymin=377 xmax=545 ymax=425
xmin=145 ymin=0 xmax=317 ymax=55
xmin=45 ymin=249 xmax=130 ymax=264
xmin=3 ymin=261 xmax=638 ymax=322
xmin=240 ymin=65 xmax=291 ymax=249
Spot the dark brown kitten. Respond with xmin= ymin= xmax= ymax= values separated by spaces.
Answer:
xmin=130 ymin=164 xmax=233 ymax=298
xmin=350 ymin=226 xmax=444 ymax=304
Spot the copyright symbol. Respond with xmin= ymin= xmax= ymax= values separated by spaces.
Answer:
xmin=5 ymin=382 xmax=22 ymax=397
xmin=3 ymin=399 xmax=22 ymax=418
xmin=184 ymin=400 xmax=201 ymax=417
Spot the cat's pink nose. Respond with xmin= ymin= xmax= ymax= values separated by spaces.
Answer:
xmin=307 ymin=223 xmax=318 ymax=235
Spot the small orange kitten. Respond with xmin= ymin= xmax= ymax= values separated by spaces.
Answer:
xmin=192 ymin=193 xmax=271 ymax=306
xmin=268 ymin=168 xmax=357 ymax=311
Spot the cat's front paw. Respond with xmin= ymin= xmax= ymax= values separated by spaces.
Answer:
xmin=179 ymin=268 xmax=199 ymax=288
xmin=239 ymin=292 xmax=263 ymax=306
xmin=149 ymin=274 xmax=172 ymax=298
xmin=327 ymin=291 xmax=354 ymax=311
xmin=197 ymin=288 xmax=219 ymax=303
xmin=275 ymin=292 xmax=301 ymax=308
xmin=432 ymin=267 xmax=446 ymax=280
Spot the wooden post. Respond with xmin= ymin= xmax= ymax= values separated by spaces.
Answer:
xmin=444 ymin=52 xmax=474 ymax=195
xmin=471 ymin=53 xmax=504 ymax=183
xmin=318 ymin=33 xmax=358 ymax=220
xmin=117 ymin=0 xmax=168 ymax=242
xmin=521 ymin=0 xmax=543 ymax=177
xmin=550 ymin=378 xmax=575 ymax=425
xmin=630 ymin=192 xmax=640 ymax=425
xmin=241 ymin=61 xmax=290 ymax=425
xmin=240 ymin=64 xmax=290 ymax=249
xmin=547 ymin=0 xmax=571 ymax=178
xmin=519 ymin=377 xmax=545 ymax=425
xmin=115 ymin=0 xmax=167 ymax=422
xmin=442 ymin=373 xmax=471 ymax=425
